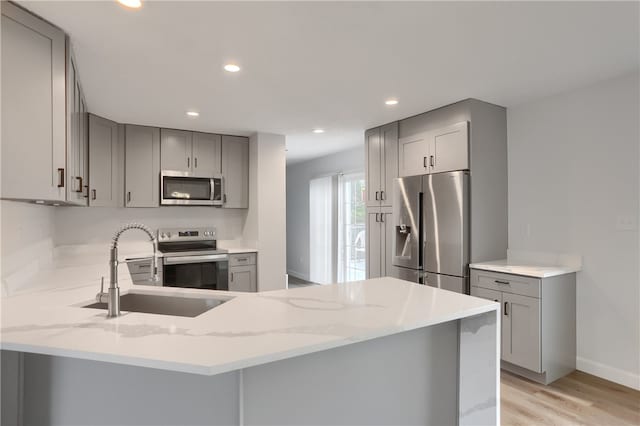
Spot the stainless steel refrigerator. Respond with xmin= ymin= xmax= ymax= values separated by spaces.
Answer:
xmin=391 ymin=171 xmax=470 ymax=294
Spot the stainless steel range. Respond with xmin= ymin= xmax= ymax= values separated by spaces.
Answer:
xmin=156 ymin=227 xmax=229 ymax=291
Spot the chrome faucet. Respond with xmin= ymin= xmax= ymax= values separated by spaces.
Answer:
xmin=97 ymin=223 xmax=158 ymax=317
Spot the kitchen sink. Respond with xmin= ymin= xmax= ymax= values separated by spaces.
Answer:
xmin=83 ymin=293 xmax=228 ymax=318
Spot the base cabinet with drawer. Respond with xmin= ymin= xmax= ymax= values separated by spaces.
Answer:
xmin=229 ymin=253 xmax=257 ymax=292
xmin=471 ymin=268 xmax=576 ymax=385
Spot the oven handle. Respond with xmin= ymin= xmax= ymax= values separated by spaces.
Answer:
xmin=163 ymin=254 xmax=229 ymax=265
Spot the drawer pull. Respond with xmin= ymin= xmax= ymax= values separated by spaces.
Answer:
xmin=504 ymin=302 xmax=509 ymax=316
xmin=237 ymin=258 xmax=248 ymax=262
xmin=495 ymin=280 xmax=510 ymax=285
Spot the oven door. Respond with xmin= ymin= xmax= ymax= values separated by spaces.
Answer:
xmin=161 ymin=171 xmax=223 ymax=206
xmin=162 ymin=254 xmax=229 ymax=290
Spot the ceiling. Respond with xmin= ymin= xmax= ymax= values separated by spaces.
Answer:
xmin=18 ymin=1 xmax=640 ymax=164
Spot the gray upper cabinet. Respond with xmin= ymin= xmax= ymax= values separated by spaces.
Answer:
xmin=1 ymin=2 xmax=66 ymax=201
xmin=89 ymin=115 xmax=119 ymax=207
xmin=125 ymin=125 xmax=160 ymax=207
xmin=66 ymin=48 xmax=89 ymax=205
xmin=221 ymin=135 xmax=249 ymax=208
xmin=430 ymin=122 xmax=469 ymax=174
xmin=160 ymin=129 xmax=192 ymax=173
xmin=399 ymin=121 xmax=469 ymax=177
xmin=193 ymin=133 xmax=222 ymax=175
xmin=161 ymin=129 xmax=222 ymax=176
xmin=365 ymin=122 xmax=398 ymax=207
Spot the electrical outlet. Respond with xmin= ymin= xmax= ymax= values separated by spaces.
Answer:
xmin=615 ymin=215 xmax=638 ymax=231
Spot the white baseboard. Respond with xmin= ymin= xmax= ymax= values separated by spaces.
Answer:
xmin=286 ymin=270 xmax=310 ymax=282
xmin=577 ymin=356 xmax=640 ymax=390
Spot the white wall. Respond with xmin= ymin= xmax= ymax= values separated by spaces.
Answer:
xmin=244 ymin=133 xmax=287 ymax=291
xmin=0 ymin=201 xmax=55 ymax=295
xmin=286 ymin=146 xmax=364 ymax=281
xmin=508 ymin=71 xmax=640 ymax=389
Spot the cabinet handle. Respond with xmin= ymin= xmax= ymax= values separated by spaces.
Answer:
xmin=194 ymin=158 xmax=198 ymax=168
xmin=91 ymin=189 xmax=97 ymax=200
xmin=380 ymin=190 xmax=385 ymax=200
xmin=430 ymin=155 xmax=435 ymax=167
xmin=380 ymin=214 xmax=384 ymax=223
xmin=187 ymin=157 xmax=190 ymax=168
xmin=237 ymin=258 xmax=248 ymax=262
xmin=493 ymin=299 xmax=499 ymax=303
xmin=75 ymin=176 xmax=83 ymax=193
xmin=231 ymin=272 xmax=234 ymax=282
xmin=423 ymin=157 xmax=427 ymax=168
xmin=504 ymin=302 xmax=509 ymax=316
xmin=495 ymin=280 xmax=510 ymax=285
xmin=57 ymin=168 xmax=65 ymax=188
xmin=223 ymin=194 xmax=227 ymax=204
xmin=127 ymin=192 xmax=132 ymax=203
xmin=375 ymin=191 xmax=379 ymax=201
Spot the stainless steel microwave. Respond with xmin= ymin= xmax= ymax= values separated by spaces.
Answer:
xmin=160 ymin=170 xmax=224 ymax=206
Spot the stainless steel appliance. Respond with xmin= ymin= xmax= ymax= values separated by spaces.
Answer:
xmin=391 ymin=171 xmax=469 ymax=293
xmin=160 ymin=170 xmax=224 ymax=206
xmin=157 ymin=227 xmax=229 ymax=290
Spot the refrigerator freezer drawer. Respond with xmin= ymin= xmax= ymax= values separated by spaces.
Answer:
xmin=390 ymin=266 xmax=423 ymax=284
xmin=425 ymin=272 xmax=468 ymax=294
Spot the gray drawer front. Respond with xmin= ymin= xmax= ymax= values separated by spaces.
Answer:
xmin=470 ymin=269 xmax=540 ymax=298
xmin=127 ymin=258 xmax=153 ymax=275
xmin=229 ymin=253 xmax=256 ymax=267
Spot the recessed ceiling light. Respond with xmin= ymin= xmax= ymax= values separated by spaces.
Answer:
xmin=117 ymin=0 xmax=142 ymax=9
xmin=186 ymin=111 xmax=199 ymax=117
xmin=312 ymin=129 xmax=325 ymax=134
xmin=385 ymin=99 xmax=399 ymax=105
xmin=224 ymin=64 xmax=241 ymax=73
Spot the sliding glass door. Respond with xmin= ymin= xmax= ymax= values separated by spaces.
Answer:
xmin=309 ymin=172 xmax=365 ymax=284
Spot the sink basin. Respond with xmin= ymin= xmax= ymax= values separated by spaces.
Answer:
xmin=83 ymin=293 xmax=228 ymax=318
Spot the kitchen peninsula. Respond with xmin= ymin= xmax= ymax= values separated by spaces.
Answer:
xmin=1 ymin=250 xmax=499 ymax=426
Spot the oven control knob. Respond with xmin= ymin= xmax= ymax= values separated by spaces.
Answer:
xmin=166 ymin=232 xmax=172 ymax=238
xmin=161 ymin=233 xmax=166 ymax=239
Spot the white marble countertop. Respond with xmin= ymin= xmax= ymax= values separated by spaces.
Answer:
xmin=470 ymin=259 xmax=580 ymax=278
xmin=1 ymin=248 xmax=496 ymax=375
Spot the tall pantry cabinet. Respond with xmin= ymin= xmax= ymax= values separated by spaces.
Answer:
xmin=365 ymin=122 xmax=398 ymax=278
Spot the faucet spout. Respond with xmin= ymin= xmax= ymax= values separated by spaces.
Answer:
xmin=98 ymin=223 xmax=158 ymax=318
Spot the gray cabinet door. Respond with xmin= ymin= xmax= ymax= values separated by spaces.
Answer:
xmin=221 ymin=135 xmax=249 ymax=208
xmin=229 ymin=265 xmax=256 ymax=292
xmin=381 ymin=209 xmax=393 ymax=276
xmin=430 ymin=121 xmax=469 ymax=173
xmin=502 ymin=292 xmax=541 ymax=372
xmin=380 ymin=122 xmax=398 ymax=206
xmin=161 ymin=129 xmax=192 ymax=172
xmin=366 ymin=210 xmax=382 ymax=279
xmin=1 ymin=2 xmax=66 ymax=201
xmin=125 ymin=125 xmax=160 ymax=207
xmin=192 ymin=132 xmax=221 ymax=175
xmin=365 ymin=127 xmax=381 ymax=207
xmin=398 ymin=131 xmax=430 ymax=177
xmin=89 ymin=115 xmax=119 ymax=207
xmin=66 ymin=53 xmax=88 ymax=205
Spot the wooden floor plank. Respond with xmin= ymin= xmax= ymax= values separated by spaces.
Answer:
xmin=501 ymin=370 xmax=640 ymax=426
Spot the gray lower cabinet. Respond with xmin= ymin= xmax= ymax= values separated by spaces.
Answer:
xmin=366 ymin=207 xmax=393 ymax=278
xmin=229 ymin=253 xmax=257 ymax=292
xmin=221 ymin=135 xmax=249 ymax=208
xmin=471 ymin=268 xmax=576 ymax=385
xmin=1 ymin=2 xmax=66 ymax=202
xmin=89 ymin=115 xmax=120 ymax=207
xmin=125 ymin=125 xmax=160 ymax=207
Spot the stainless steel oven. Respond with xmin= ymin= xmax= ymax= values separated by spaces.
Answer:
xmin=160 ymin=170 xmax=223 ymax=206
xmin=157 ymin=227 xmax=229 ymax=291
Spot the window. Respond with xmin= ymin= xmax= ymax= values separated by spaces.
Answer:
xmin=309 ymin=172 xmax=365 ymax=284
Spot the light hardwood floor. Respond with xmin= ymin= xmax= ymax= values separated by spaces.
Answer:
xmin=502 ymin=370 xmax=640 ymax=425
